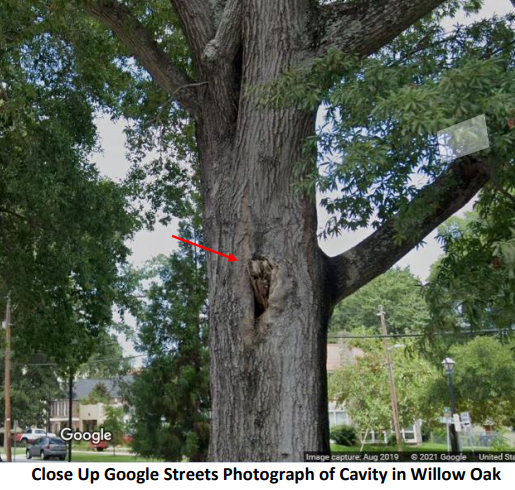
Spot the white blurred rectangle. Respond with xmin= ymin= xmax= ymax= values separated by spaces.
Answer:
xmin=438 ymin=114 xmax=490 ymax=162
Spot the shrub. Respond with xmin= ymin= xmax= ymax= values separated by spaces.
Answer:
xmin=490 ymin=433 xmax=511 ymax=451
xmin=386 ymin=433 xmax=397 ymax=447
xmin=421 ymin=424 xmax=431 ymax=442
xmin=330 ymin=425 xmax=357 ymax=446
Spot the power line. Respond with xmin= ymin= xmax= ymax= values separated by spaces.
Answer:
xmin=12 ymin=354 xmax=146 ymax=368
xmin=10 ymin=329 xmax=514 ymax=366
xmin=328 ymin=327 xmax=515 ymax=340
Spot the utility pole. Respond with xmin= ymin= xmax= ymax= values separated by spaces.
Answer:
xmin=4 ymin=297 xmax=12 ymax=462
xmin=68 ymin=371 xmax=74 ymax=463
xmin=378 ymin=305 xmax=403 ymax=452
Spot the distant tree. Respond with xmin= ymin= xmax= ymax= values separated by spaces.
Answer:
xmin=82 ymin=383 xmax=111 ymax=406
xmin=424 ymin=336 xmax=515 ymax=427
xmin=128 ymin=216 xmax=210 ymax=462
xmin=102 ymin=405 xmax=125 ymax=456
xmin=329 ymin=339 xmax=439 ymax=438
xmin=0 ymin=350 xmax=62 ymax=430
xmin=330 ymin=268 xmax=430 ymax=335
xmin=77 ymin=330 xmax=133 ymax=379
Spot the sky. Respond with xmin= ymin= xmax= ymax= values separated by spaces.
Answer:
xmin=91 ymin=0 xmax=513 ymax=357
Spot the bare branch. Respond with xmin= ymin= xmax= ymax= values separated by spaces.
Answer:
xmin=317 ymin=0 xmax=448 ymax=58
xmin=86 ymin=0 xmax=201 ymax=116
xmin=327 ymin=155 xmax=492 ymax=305
xmin=203 ymin=0 xmax=242 ymax=65
xmin=169 ymin=0 xmax=216 ymax=66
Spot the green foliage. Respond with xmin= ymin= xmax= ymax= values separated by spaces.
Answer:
xmin=256 ymin=7 xmax=515 ymax=239
xmin=82 ymin=382 xmax=111 ymax=406
xmin=330 ymin=267 xmax=429 ymax=335
xmin=0 ymin=0 xmax=140 ymax=373
xmin=78 ymin=330 xmax=133 ymax=379
xmin=0 ymin=0 xmax=198 ymax=228
xmin=490 ymin=432 xmax=512 ymax=451
xmin=419 ymin=336 xmax=515 ymax=428
xmin=329 ymin=339 xmax=439 ymax=432
xmin=436 ymin=336 xmax=515 ymax=426
xmin=102 ymin=405 xmax=126 ymax=450
xmin=424 ymin=210 xmax=515 ymax=342
xmin=0 ymin=349 xmax=63 ymax=429
xmin=127 ymin=213 xmax=210 ymax=462
xmin=330 ymin=424 xmax=357 ymax=447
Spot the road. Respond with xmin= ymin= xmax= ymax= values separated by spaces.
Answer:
xmin=1 ymin=449 xmax=136 ymax=463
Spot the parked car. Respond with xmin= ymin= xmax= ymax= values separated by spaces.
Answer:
xmin=26 ymin=437 xmax=66 ymax=460
xmin=20 ymin=428 xmax=56 ymax=445
xmin=89 ymin=439 xmax=109 ymax=452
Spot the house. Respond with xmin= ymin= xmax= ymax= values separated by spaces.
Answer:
xmin=327 ymin=342 xmax=362 ymax=428
xmin=49 ymin=376 xmax=133 ymax=435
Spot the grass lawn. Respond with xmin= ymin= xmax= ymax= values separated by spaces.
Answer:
xmin=331 ymin=443 xmax=448 ymax=452
xmin=72 ymin=441 xmax=92 ymax=451
xmin=330 ymin=442 xmax=511 ymax=452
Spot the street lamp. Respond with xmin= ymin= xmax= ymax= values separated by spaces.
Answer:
xmin=442 ymin=357 xmax=459 ymax=452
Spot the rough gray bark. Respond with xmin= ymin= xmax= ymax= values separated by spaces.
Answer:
xmin=87 ymin=0 xmax=493 ymax=461
xmin=169 ymin=0 xmax=216 ymax=65
xmin=203 ymin=0 xmax=242 ymax=64
xmin=317 ymin=0 xmax=449 ymax=57
xmin=196 ymin=0 xmax=330 ymax=461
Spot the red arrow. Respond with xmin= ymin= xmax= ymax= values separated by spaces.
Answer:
xmin=172 ymin=235 xmax=238 ymax=262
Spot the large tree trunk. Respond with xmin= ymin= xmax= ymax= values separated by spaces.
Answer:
xmin=87 ymin=0 xmax=493 ymax=463
xmin=197 ymin=0 xmax=330 ymax=461
xmin=201 ymin=109 xmax=331 ymax=462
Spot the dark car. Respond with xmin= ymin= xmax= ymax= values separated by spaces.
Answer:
xmin=26 ymin=437 xmax=66 ymax=461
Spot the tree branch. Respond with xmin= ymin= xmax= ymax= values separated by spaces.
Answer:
xmin=317 ymin=0 xmax=448 ymax=58
xmin=203 ymin=0 xmax=242 ymax=65
xmin=327 ymin=155 xmax=492 ymax=305
xmin=0 ymin=207 xmax=29 ymax=223
xmin=169 ymin=0 xmax=216 ymax=66
xmin=86 ymin=0 xmax=201 ymax=116
xmin=0 ymin=207 xmax=47 ymax=231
